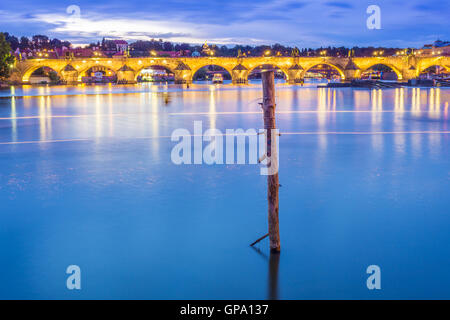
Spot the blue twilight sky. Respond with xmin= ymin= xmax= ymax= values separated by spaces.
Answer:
xmin=0 ymin=0 xmax=448 ymax=48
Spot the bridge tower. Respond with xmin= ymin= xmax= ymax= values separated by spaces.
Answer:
xmin=343 ymin=58 xmax=360 ymax=81
xmin=117 ymin=65 xmax=136 ymax=84
xmin=232 ymin=64 xmax=248 ymax=84
xmin=61 ymin=64 xmax=78 ymax=84
xmin=174 ymin=62 xmax=192 ymax=84
xmin=287 ymin=64 xmax=304 ymax=84
xmin=401 ymin=54 xmax=419 ymax=80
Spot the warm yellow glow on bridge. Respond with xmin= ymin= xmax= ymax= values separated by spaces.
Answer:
xmin=9 ymin=55 xmax=450 ymax=84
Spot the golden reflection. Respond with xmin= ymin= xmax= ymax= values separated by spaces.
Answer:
xmin=372 ymin=89 xmax=379 ymax=108
xmin=435 ymin=88 xmax=441 ymax=113
xmin=332 ymin=90 xmax=336 ymax=110
xmin=378 ymin=89 xmax=382 ymax=111
xmin=429 ymin=88 xmax=435 ymax=113
xmin=316 ymin=88 xmax=328 ymax=152
xmin=371 ymin=89 xmax=383 ymax=153
xmin=400 ymin=88 xmax=405 ymax=111
xmin=39 ymin=96 xmax=44 ymax=140
xmin=411 ymin=88 xmax=421 ymax=116
xmin=428 ymin=88 xmax=441 ymax=119
xmin=108 ymin=93 xmax=114 ymax=136
xmin=353 ymin=90 xmax=370 ymax=109
xmin=317 ymin=88 xmax=327 ymax=128
xmin=393 ymin=88 xmax=405 ymax=153
xmin=11 ymin=97 xmax=17 ymax=142
xmin=394 ymin=88 xmax=405 ymax=113
xmin=371 ymin=89 xmax=383 ymax=126
xmin=95 ymin=94 xmax=103 ymax=139
xmin=38 ymin=95 xmax=52 ymax=140
xmin=151 ymin=91 xmax=160 ymax=159
xmin=209 ymin=86 xmax=217 ymax=129
xmin=327 ymin=88 xmax=331 ymax=108
xmin=46 ymin=96 xmax=52 ymax=138
xmin=22 ymin=85 xmax=31 ymax=96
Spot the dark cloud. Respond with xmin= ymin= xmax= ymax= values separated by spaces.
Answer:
xmin=324 ymin=2 xmax=353 ymax=9
xmin=123 ymin=31 xmax=190 ymax=39
xmin=0 ymin=0 xmax=448 ymax=47
xmin=414 ymin=3 xmax=449 ymax=12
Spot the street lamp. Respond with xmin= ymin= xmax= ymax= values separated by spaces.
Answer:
xmin=264 ymin=50 xmax=271 ymax=56
xmin=373 ymin=50 xmax=383 ymax=56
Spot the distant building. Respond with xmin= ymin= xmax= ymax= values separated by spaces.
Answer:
xmin=201 ymin=41 xmax=215 ymax=56
xmin=113 ymin=40 xmax=128 ymax=53
xmin=66 ymin=48 xmax=105 ymax=58
xmin=101 ymin=39 xmax=129 ymax=56
xmin=156 ymin=50 xmax=191 ymax=57
xmin=417 ymin=40 xmax=450 ymax=56
xmin=20 ymin=49 xmax=60 ymax=59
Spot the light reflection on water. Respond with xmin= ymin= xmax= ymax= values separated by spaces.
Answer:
xmin=0 ymin=83 xmax=449 ymax=299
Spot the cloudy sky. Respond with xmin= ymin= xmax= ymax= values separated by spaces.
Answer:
xmin=0 ymin=0 xmax=448 ymax=47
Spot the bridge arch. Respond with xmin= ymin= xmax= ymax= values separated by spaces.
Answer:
xmin=77 ymin=65 xmax=118 ymax=82
xmin=191 ymin=64 xmax=233 ymax=82
xmin=22 ymin=65 xmax=62 ymax=83
xmin=248 ymin=64 xmax=290 ymax=82
xmin=303 ymin=63 xmax=345 ymax=80
xmin=134 ymin=65 xmax=176 ymax=82
xmin=362 ymin=63 xmax=402 ymax=80
xmin=419 ymin=63 xmax=450 ymax=75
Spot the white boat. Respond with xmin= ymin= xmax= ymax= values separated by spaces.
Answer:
xmin=212 ymin=73 xmax=223 ymax=84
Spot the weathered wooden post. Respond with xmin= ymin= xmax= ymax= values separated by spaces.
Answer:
xmin=261 ymin=70 xmax=281 ymax=252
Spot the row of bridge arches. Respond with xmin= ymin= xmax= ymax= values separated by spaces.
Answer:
xmin=22 ymin=62 xmax=449 ymax=84
xmin=23 ymin=63 xmax=343 ymax=84
xmin=23 ymin=65 xmax=118 ymax=83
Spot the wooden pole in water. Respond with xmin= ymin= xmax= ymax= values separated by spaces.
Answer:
xmin=261 ymin=70 xmax=281 ymax=252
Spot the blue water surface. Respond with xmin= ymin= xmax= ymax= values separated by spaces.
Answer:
xmin=0 ymin=82 xmax=449 ymax=299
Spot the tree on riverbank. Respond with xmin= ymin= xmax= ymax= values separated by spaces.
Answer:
xmin=0 ymin=33 xmax=15 ymax=81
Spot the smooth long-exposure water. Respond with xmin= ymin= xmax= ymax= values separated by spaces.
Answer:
xmin=0 ymin=82 xmax=449 ymax=299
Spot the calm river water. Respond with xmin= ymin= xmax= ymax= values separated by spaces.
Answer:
xmin=0 ymin=81 xmax=449 ymax=299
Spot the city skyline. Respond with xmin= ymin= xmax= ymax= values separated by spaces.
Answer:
xmin=0 ymin=0 xmax=449 ymax=48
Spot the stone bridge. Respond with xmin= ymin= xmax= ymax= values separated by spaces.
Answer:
xmin=8 ymin=55 xmax=450 ymax=84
